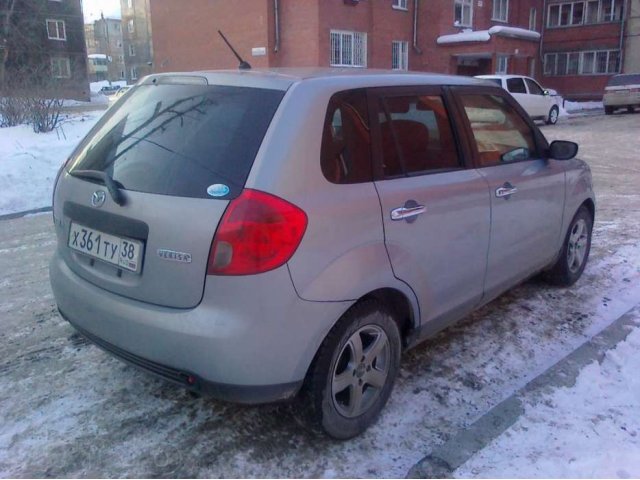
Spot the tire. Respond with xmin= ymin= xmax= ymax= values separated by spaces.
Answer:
xmin=545 ymin=206 xmax=593 ymax=286
xmin=627 ymin=106 xmax=635 ymax=114
xmin=546 ymin=105 xmax=559 ymax=125
xmin=605 ymin=106 xmax=614 ymax=115
xmin=298 ymin=299 xmax=401 ymax=439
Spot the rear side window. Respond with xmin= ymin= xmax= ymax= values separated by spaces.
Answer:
xmin=460 ymin=94 xmax=538 ymax=167
xmin=378 ymin=95 xmax=461 ymax=177
xmin=68 ymin=84 xmax=284 ymax=199
xmin=321 ymin=89 xmax=373 ymax=184
xmin=607 ymin=74 xmax=640 ymax=86
xmin=506 ymin=77 xmax=527 ymax=94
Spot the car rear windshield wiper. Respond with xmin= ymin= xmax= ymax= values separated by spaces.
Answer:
xmin=71 ymin=169 xmax=127 ymax=206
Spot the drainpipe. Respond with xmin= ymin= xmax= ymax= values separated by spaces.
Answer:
xmin=413 ymin=0 xmax=423 ymax=54
xmin=618 ymin=0 xmax=629 ymax=72
xmin=274 ymin=0 xmax=280 ymax=53
xmin=539 ymin=0 xmax=547 ymax=69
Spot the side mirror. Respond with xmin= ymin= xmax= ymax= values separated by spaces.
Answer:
xmin=543 ymin=89 xmax=550 ymax=96
xmin=549 ymin=140 xmax=578 ymax=160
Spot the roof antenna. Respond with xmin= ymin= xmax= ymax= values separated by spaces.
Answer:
xmin=217 ymin=30 xmax=252 ymax=70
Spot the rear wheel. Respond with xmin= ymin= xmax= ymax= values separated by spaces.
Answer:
xmin=299 ymin=300 xmax=401 ymax=439
xmin=605 ymin=106 xmax=614 ymax=115
xmin=627 ymin=106 xmax=635 ymax=113
xmin=546 ymin=105 xmax=559 ymax=125
xmin=545 ymin=206 xmax=593 ymax=286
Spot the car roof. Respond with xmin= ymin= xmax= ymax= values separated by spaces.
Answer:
xmin=475 ymin=74 xmax=533 ymax=80
xmin=141 ymin=68 xmax=486 ymax=91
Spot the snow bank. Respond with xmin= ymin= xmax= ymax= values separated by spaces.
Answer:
xmin=437 ymin=26 xmax=539 ymax=44
xmin=565 ymin=100 xmax=604 ymax=112
xmin=456 ymin=315 xmax=640 ymax=478
xmin=0 ymin=112 xmax=104 ymax=216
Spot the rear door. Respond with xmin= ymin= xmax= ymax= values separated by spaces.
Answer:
xmin=55 ymin=80 xmax=285 ymax=308
xmin=370 ymin=86 xmax=491 ymax=329
xmin=505 ymin=77 xmax=535 ymax=117
xmin=452 ymin=88 xmax=565 ymax=299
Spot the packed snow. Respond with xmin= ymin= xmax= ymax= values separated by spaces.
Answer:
xmin=437 ymin=26 xmax=540 ymax=44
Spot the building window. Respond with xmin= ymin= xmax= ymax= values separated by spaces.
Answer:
xmin=120 ymin=70 xmax=126 ymax=79
xmin=544 ymin=49 xmax=620 ymax=75
xmin=127 ymin=0 xmax=133 ymax=8
xmin=496 ymin=55 xmax=508 ymax=74
xmin=392 ymin=41 xmax=409 ymax=70
xmin=548 ymin=0 xmax=622 ymax=27
xmin=127 ymin=19 xmax=134 ymax=33
xmin=529 ymin=7 xmax=537 ymax=30
xmin=454 ymin=0 xmax=473 ymax=27
xmin=46 ymin=19 xmax=66 ymax=40
xmin=330 ymin=30 xmax=367 ymax=67
xmin=129 ymin=44 xmax=136 ymax=56
xmin=392 ymin=0 xmax=408 ymax=10
xmin=492 ymin=0 xmax=509 ymax=22
xmin=131 ymin=66 xmax=138 ymax=80
xmin=51 ymin=57 xmax=71 ymax=78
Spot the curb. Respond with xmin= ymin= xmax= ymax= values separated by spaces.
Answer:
xmin=0 ymin=207 xmax=52 ymax=221
xmin=407 ymin=303 xmax=640 ymax=478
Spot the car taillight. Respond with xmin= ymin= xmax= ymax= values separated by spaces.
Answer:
xmin=207 ymin=189 xmax=308 ymax=276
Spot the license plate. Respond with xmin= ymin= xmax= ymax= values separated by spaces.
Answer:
xmin=68 ymin=223 xmax=144 ymax=273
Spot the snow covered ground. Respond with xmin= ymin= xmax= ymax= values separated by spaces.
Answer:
xmin=0 ymin=112 xmax=103 ymax=216
xmin=0 ymin=109 xmax=639 ymax=477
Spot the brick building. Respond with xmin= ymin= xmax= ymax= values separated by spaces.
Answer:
xmin=148 ymin=0 xmax=636 ymax=100
xmin=542 ymin=0 xmax=630 ymax=100
xmin=149 ymin=0 xmax=542 ymax=75
xmin=0 ymin=0 xmax=89 ymax=100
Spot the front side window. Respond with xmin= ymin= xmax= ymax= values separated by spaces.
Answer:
xmin=46 ymin=19 xmax=66 ymax=40
xmin=392 ymin=41 xmax=409 ymax=70
xmin=377 ymin=95 xmax=461 ymax=178
xmin=320 ymin=90 xmax=372 ymax=184
xmin=67 ymin=84 xmax=285 ymax=199
xmin=460 ymin=94 xmax=537 ymax=167
xmin=454 ymin=0 xmax=473 ymax=26
xmin=492 ymin=0 xmax=509 ymax=21
xmin=525 ymin=78 xmax=544 ymax=95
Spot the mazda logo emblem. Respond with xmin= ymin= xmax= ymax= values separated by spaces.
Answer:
xmin=91 ymin=191 xmax=107 ymax=208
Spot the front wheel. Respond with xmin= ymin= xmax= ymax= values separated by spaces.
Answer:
xmin=545 ymin=206 xmax=593 ymax=286
xmin=605 ymin=106 xmax=614 ymax=115
xmin=299 ymin=300 xmax=401 ymax=439
xmin=546 ymin=105 xmax=559 ymax=125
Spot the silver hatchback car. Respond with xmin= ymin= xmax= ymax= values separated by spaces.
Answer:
xmin=50 ymin=69 xmax=594 ymax=439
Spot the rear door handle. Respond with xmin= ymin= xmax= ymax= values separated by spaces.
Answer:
xmin=391 ymin=205 xmax=426 ymax=221
xmin=496 ymin=182 xmax=518 ymax=198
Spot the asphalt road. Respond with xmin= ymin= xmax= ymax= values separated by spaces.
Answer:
xmin=1 ymin=112 xmax=639 ymax=478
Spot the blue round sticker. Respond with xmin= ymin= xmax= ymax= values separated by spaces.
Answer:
xmin=207 ymin=184 xmax=230 ymax=197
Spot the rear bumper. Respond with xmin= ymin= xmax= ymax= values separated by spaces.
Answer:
xmin=50 ymin=251 xmax=350 ymax=404
xmin=62 ymin=313 xmax=301 ymax=403
xmin=603 ymin=93 xmax=640 ymax=107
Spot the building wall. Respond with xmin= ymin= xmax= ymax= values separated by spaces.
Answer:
xmin=0 ymin=0 xmax=89 ymax=100
xmin=541 ymin=0 xmax=625 ymax=99
xmin=86 ymin=18 xmax=126 ymax=82
xmin=121 ymin=0 xmax=154 ymax=83
xmin=625 ymin=0 xmax=640 ymax=72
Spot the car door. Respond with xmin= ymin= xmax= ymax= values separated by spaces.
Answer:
xmin=505 ymin=77 xmax=535 ymax=117
xmin=452 ymin=88 xmax=566 ymax=300
xmin=370 ymin=86 xmax=491 ymax=332
xmin=524 ymin=77 xmax=553 ymax=117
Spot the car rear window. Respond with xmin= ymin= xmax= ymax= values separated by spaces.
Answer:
xmin=67 ymin=83 xmax=285 ymax=199
xmin=607 ymin=74 xmax=640 ymax=86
